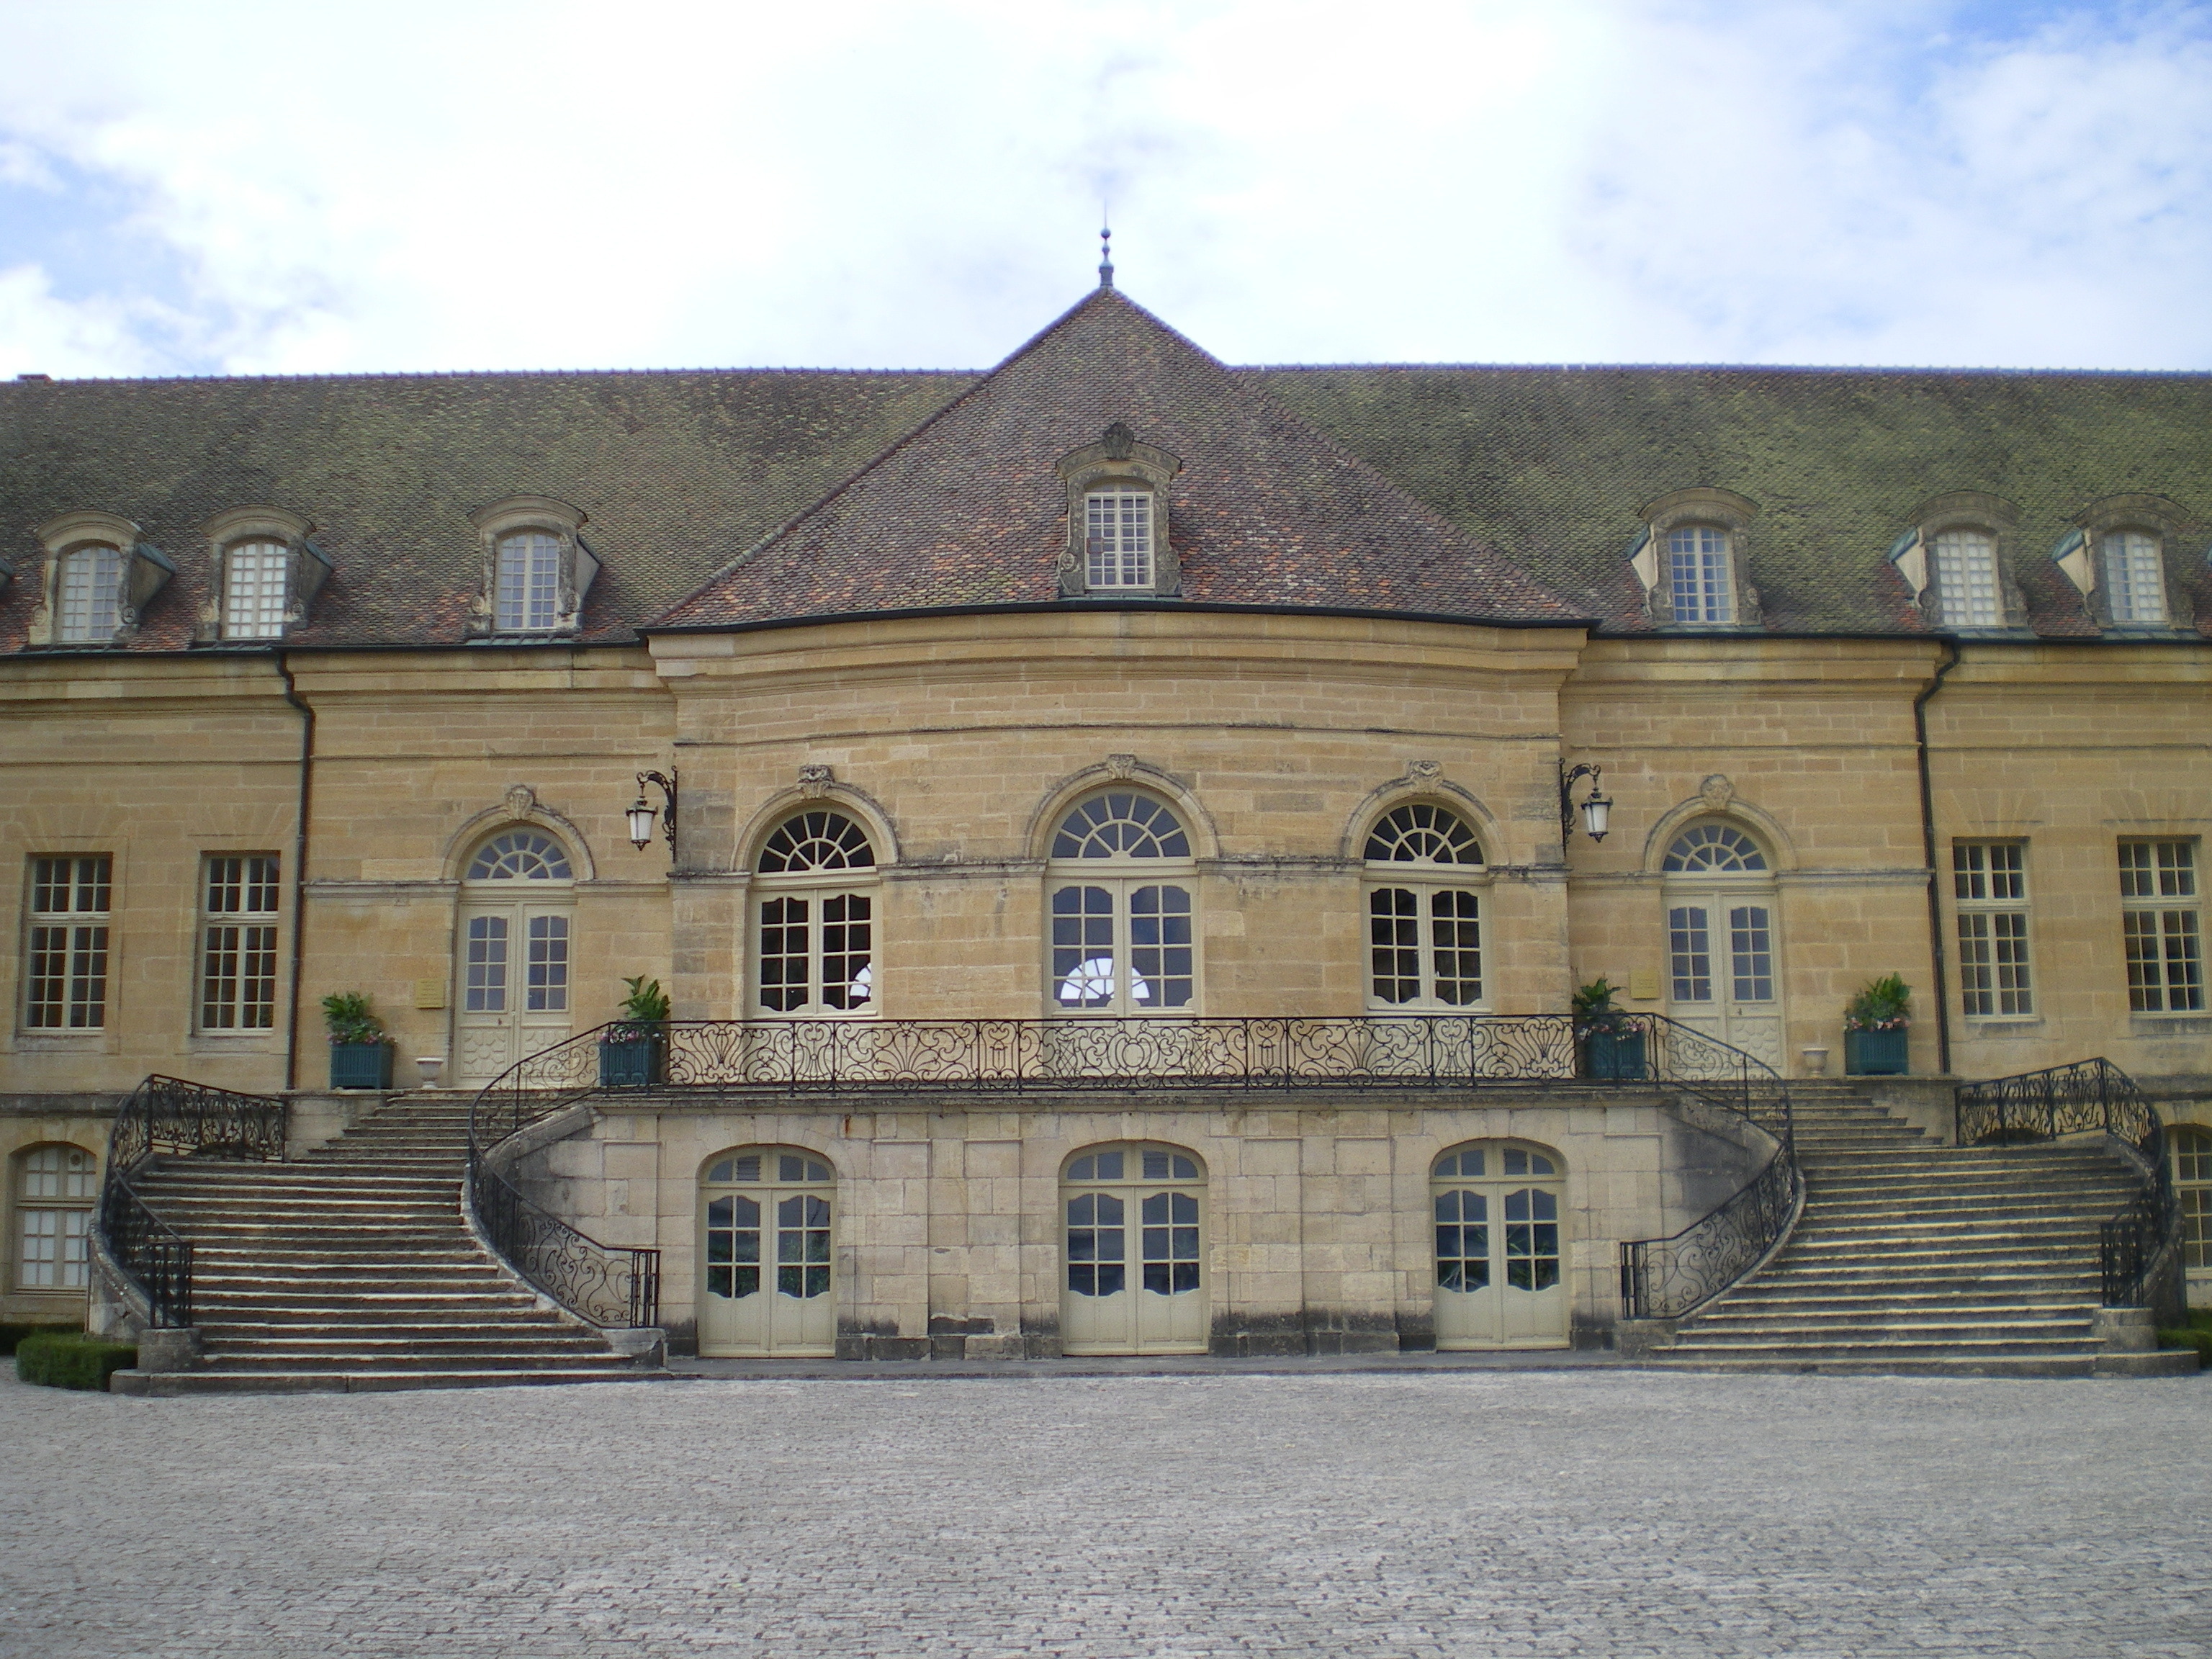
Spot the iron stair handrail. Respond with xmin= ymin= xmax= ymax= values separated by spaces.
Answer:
xmin=94 ymin=1074 xmax=287 ymax=1330
xmin=1954 ymin=1056 xmax=2182 ymax=1322
xmin=1613 ymin=1028 xmax=1799 ymax=1322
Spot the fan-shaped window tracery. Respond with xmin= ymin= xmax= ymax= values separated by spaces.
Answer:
xmin=466 ymin=830 xmax=573 ymax=881
xmin=1364 ymin=803 xmax=1483 ymax=866
xmin=1051 ymin=793 xmax=1190 ymax=860
xmin=1661 ymin=823 xmax=1768 ymax=873
xmin=757 ymin=810 xmax=876 ymax=874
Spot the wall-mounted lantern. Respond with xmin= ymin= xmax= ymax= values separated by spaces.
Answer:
xmin=627 ymin=769 xmax=678 ymax=857
xmin=1559 ymin=762 xmax=1613 ymax=844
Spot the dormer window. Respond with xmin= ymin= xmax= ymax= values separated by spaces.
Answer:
xmin=1930 ymin=529 xmax=2001 ymax=627
xmin=1666 ymin=526 xmax=1733 ymax=624
xmin=199 ymin=508 xmax=329 ymax=643
xmin=1056 ymin=423 xmax=1182 ymax=598
xmin=58 ymin=545 xmax=123 ymax=642
xmin=467 ymin=496 xmax=598 ymax=638
xmin=495 ymin=531 xmax=562 ymax=630
xmin=2051 ymin=496 xmax=2184 ymax=633
xmin=1629 ymin=488 xmax=1759 ymax=627
xmin=1892 ymin=493 xmax=2027 ymax=631
xmin=28 ymin=511 xmax=173 ymax=648
xmin=1085 ymin=491 xmax=1154 ymax=589
xmin=2100 ymin=531 xmax=2167 ymax=625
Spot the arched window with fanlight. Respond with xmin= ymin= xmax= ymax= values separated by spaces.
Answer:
xmin=454 ymin=826 xmax=578 ymax=1084
xmin=1046 ymin=791 xmax=1195 ymax=1016
xmin=1364 ymin=802 xmax=1487 ymax=1011
xmin=752 ymin=809 xmax=878 ymax=1017
xmin=1659 ymin=819 xmax=1785 ymax=1070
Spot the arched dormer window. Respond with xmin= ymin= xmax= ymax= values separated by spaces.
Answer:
xmin=30 ymin=511 xmax=173 ymax=648
xmin=1364 ymin=803 xmax=1488 ymax=1010
xmin=2054 ymin=498 xmax=2186 ymax=631
xmin=752 ymin=809 xmax=878 ymax=1017
xmin=1628 ymin=488 xmax=1759 ymax=627
xmin=1056 ymin=423 xmax=1182 ymax=598
xmin=468 ymin=496 xmax=599 ymax=638
xmin=1046 ymin=790 xmax=1195 ymax=1014
xmin=1891 ymin=493 xmax=2026 ymax=631
xmin=201 ymin=507 xmax=331 ymax=642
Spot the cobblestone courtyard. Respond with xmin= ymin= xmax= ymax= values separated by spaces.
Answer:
xmin=4 ymin=1369 xmax=2207 ymax=1658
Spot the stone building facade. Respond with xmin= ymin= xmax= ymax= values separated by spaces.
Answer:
xmin=3 ymin=281 xmax=2208 ymax=1348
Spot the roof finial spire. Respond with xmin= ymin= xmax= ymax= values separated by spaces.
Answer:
xmin=1098 ymin=210 xmax=1114 ymax=290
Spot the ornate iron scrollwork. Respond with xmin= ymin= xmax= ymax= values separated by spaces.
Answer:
xmin=96 ymin=1074 xmax=287 ymax=1329
xmin=1956 ymin=1057 xmax=2181 ymax=1322
xmin=472 ymin=1012 xmax=1799 ymax=1332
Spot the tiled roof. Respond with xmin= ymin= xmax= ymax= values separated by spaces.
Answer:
xmin=4 ymin=289 xmax=2211 ymax=652
xmin=0 ymin=367 xmax=974 ymax=652
xmin=657 ymin=289 xmax=1583 ymax=629
xmin=1250 ymin=362 xmax=2212 ymax=637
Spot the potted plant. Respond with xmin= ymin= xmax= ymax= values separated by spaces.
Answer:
xmin=1573 ymin=976 xmax=1647 ymax=1080
xmin=1844 ymin=974 xmax=1911 ymax=1075
xmin=323 ymin=992 xmax=395 ymax=1089
xmin=599 ymin=975 xmax=671 ymax=1087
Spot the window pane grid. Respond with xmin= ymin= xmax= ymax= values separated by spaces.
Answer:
xmin=58 ymin=545 xmax=122 ymax=641
xmin=1954 ymin=842 xmax=2032 ymax=1016
xmin=26 ymin=856 xmax=112 ymax=1028
xmin=494 ymin=532 xmax=562 ymax=630
xmin=1368 ymin=888 xmax=1421 ymax=1004
xmin=464 ymin=915 xmax=508 ymax=1012
xmin=1668 ymin=907 xmax=1713 ymax=1002
xmin=1084 ymin=491 xmax=1154 ymax=589
xmin=525 ymin=914 xmax=570 ymax=1012
xmin=758 ymin=891 xmax=874 ymax=1014
xmin=2121 ymin=842 xmax=2203 ymax=1012
xmin=1931 ymin=529 xmax=2001 ymax=627
xmin=222 ymin=541 xmax=290 ymax=638
xmin=1665 ymin=526 xmax=1733 ymax=624
xmin=1728 ymin=906 xmax=1775 ymax=1002
xmin=2102 ymin=531 xmax=2166 ymax=624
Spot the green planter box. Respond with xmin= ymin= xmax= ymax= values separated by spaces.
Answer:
xmin=1578 ymin=1030 xmax=1647 ymax=1081
xmin=598 ymin=1033 xmax=665 ymax=1088
xmin=329 ymin=1042 xmax=394 ymax=1089
xmin=1845 ymin=1028 xmax=1908 ymax=1076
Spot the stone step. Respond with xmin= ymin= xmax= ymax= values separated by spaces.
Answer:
xmin=1647 ymin=1084 xmax=2166 ymax=1377
xmin=194 ymin=1300 xmax=557 ymax=1327
xmin=1662 ymin=1334 xmax=2109 ymax=1360
xmin=112 ymin=1367 xmax=661 ymax=1395
xmin=197 ymin=1335 xmax=617 ymax=1362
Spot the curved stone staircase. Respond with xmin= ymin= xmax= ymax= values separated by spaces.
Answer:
xmin=1644 ymin=1084 xmax=2194 ymax=1377
xmin=112 ymin=1097 xmax=659 ymax=1395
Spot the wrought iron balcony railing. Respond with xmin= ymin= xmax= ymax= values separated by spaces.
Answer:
xmin=468 ymin=1013 xmax=1796 ymax=1333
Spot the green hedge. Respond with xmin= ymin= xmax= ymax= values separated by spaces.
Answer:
xmin=0 ymin=1322 xmax=78 ymax=1357
xmin=2158 ymin=1310 xmax=2212 ymax=1368
xmin=14 ymin=1332 xmax=138 ymax=1390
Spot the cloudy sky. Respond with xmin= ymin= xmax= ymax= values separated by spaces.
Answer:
xmin=1 ymin=1 xmax=2207 ymax=378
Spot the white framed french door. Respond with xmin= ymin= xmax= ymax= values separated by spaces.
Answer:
xmin=454 ymin=899 xmax=574 ymax=1082
xmin=1060 ymin=1143 xmax=1208 ymax=1354
xmin=1663 ymin=886 xmax=1785 ymax=1070
xmin=1431 ymin=1143 xmax=1569 ymax=1350
xmin=698 ymin=1149 xmax=836 ymax=1357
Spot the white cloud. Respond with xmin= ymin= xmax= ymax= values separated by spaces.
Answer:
xmin=0 ymin=0 xmax=2207 ymax=376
